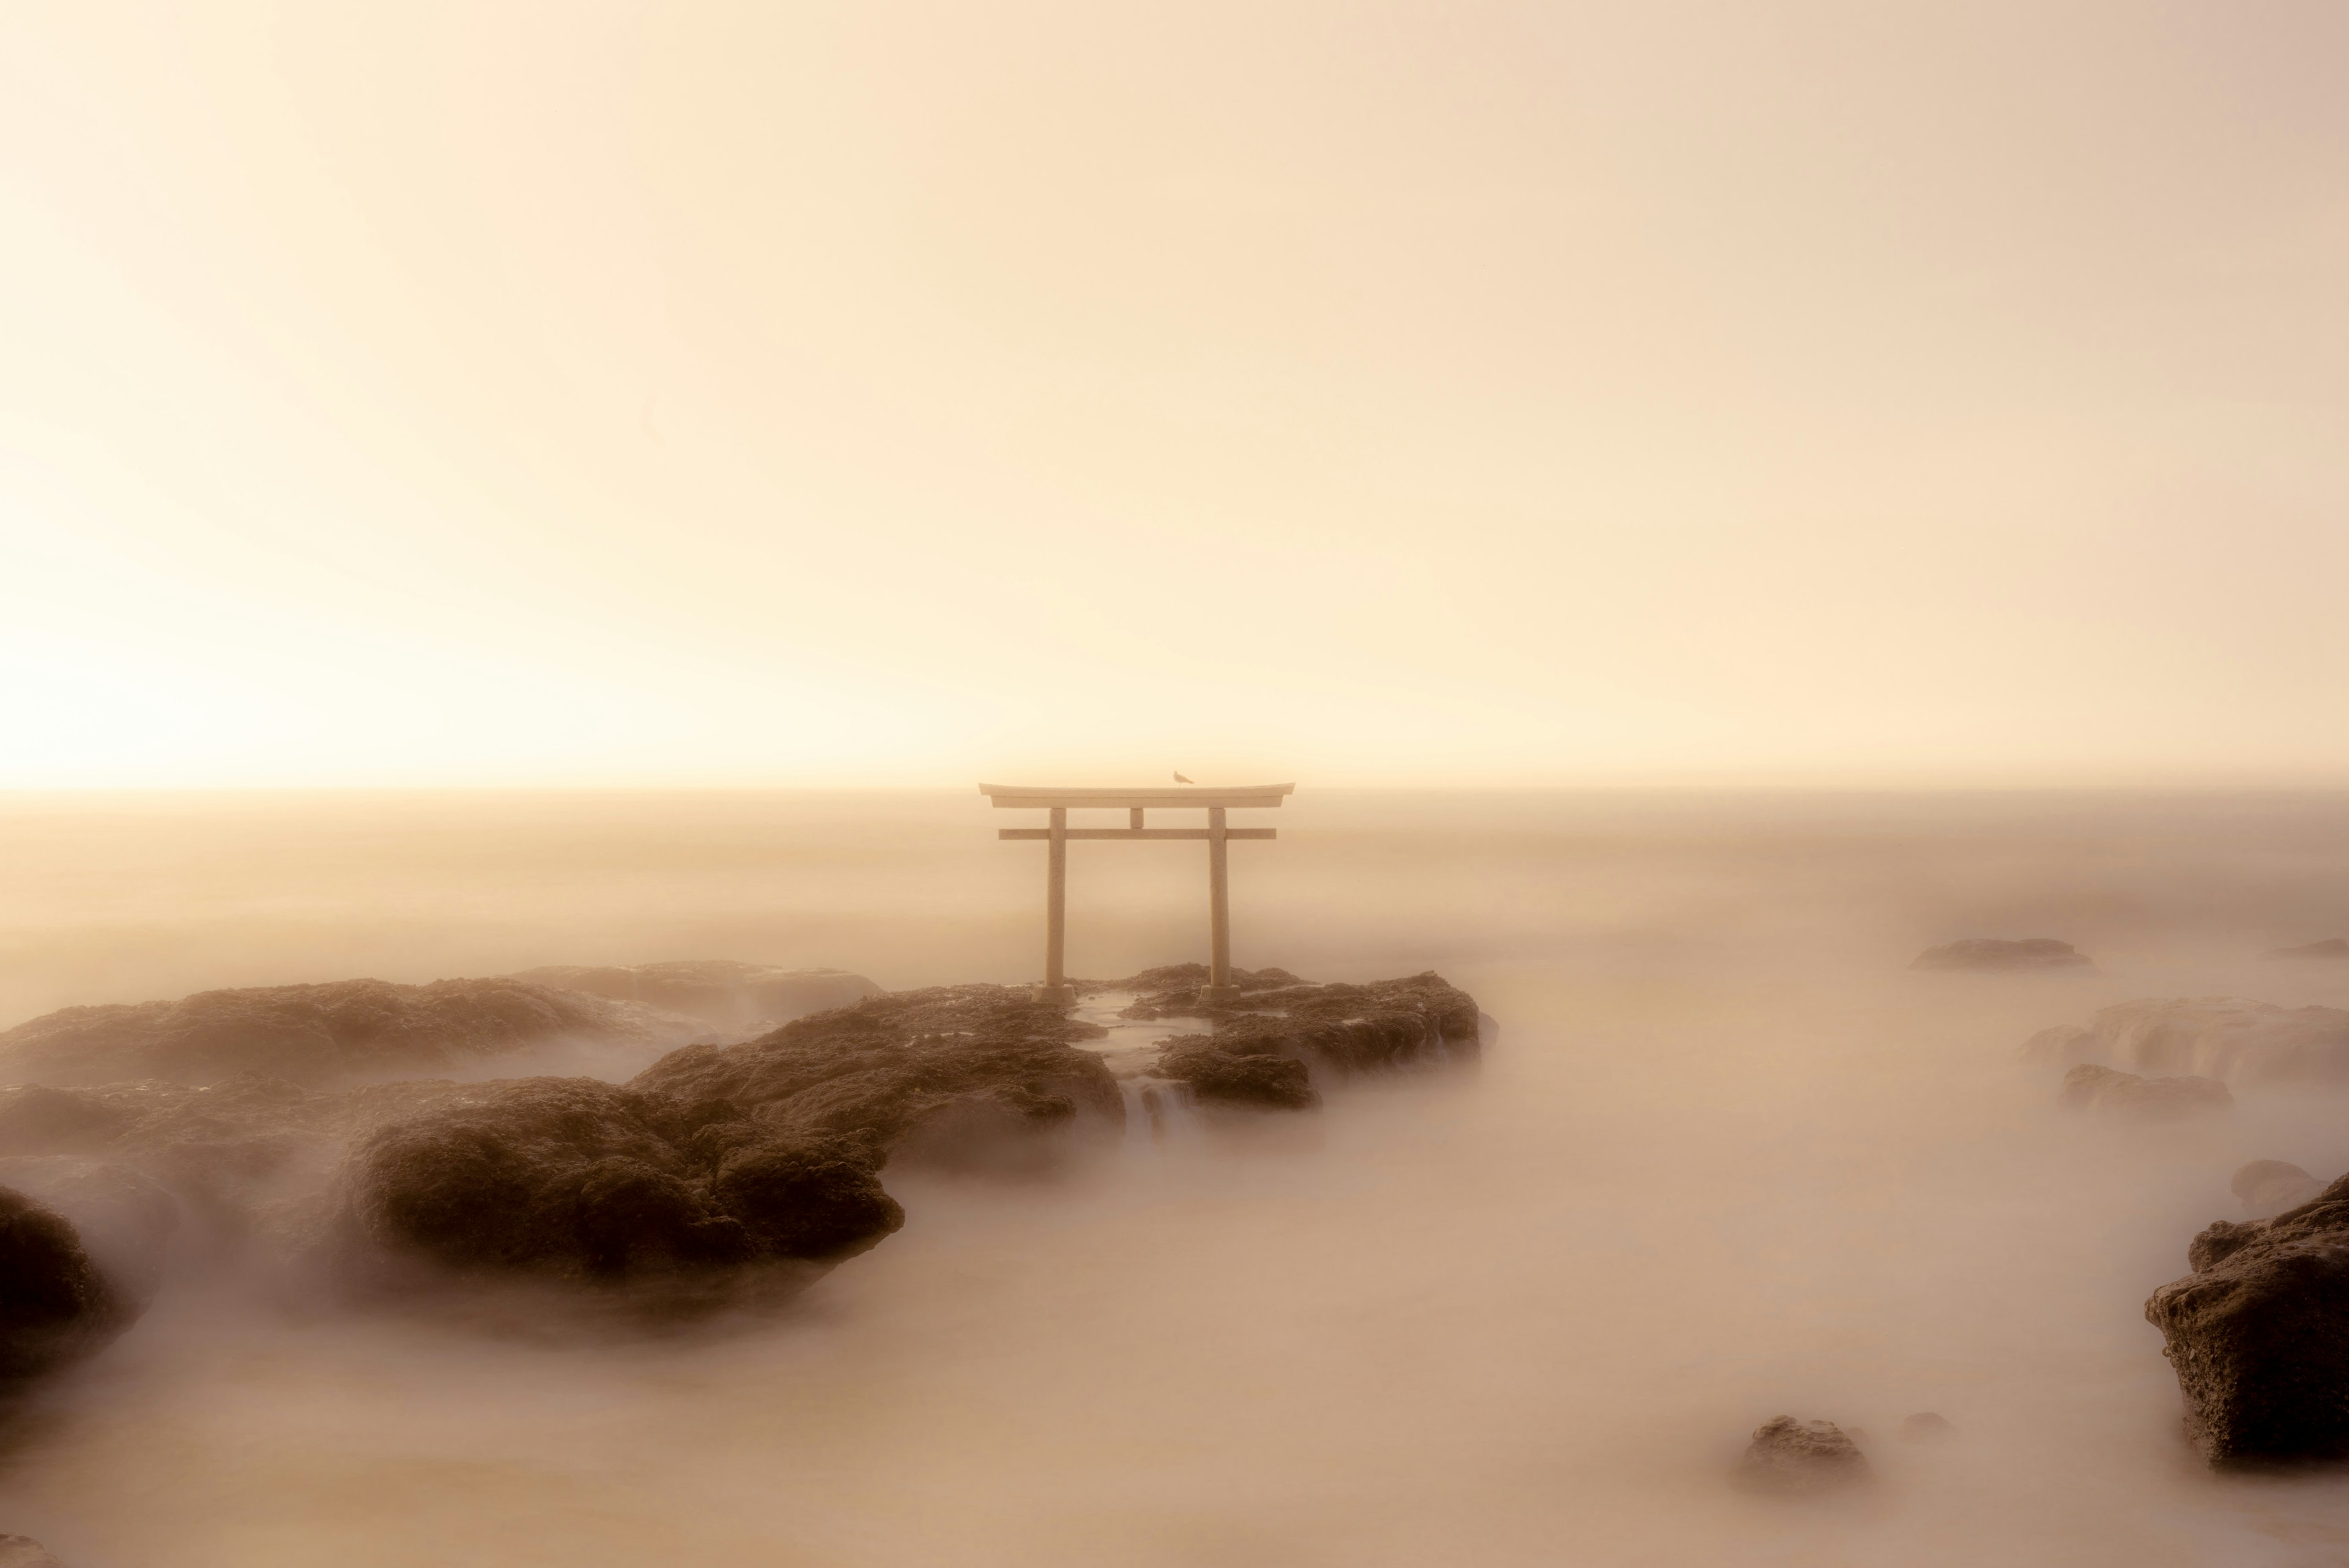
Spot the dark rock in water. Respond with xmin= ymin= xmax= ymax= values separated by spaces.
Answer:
xmin=0 ymin=1536 xmax=63 ymax=1567
xmin=0 ymin=1186 xmax=121 ymax=1386
xmin=1152 ymin=1038 xmax=1318 ymax=1110
xmin=0 ymin=978 xmax=706 ymax=1089
xmin=2057 ymin=1063 xmax=2231 ymax=1120
xmin=1116 ymin=969 xmax=1477 ymax=1112
xmin=1734 ymin=1416 xmax=1872 ymax=1493
xmin=1899 ymin=1411 xmax=1955 ymax=1443
xmin=2025 ymin=998 xmax=2349 ymax=1085
xmin=2234 ymin=1160 xmax=2325 ymax=1219
xmin=2268 ymin=938 xmax=2349 ymax=961
xmin=1912 ymin=938 xmax=2091 ymax=972
xmin=329 ymin=985 xmax=1119 ymax=1304
xmin=505 ymin=962 xmax=880 ymax=1030
xmin=0 ymin=1157 xmax=177 ymax=1308
xmin=2145 ymin=1171 xmax=2349 ymax=1465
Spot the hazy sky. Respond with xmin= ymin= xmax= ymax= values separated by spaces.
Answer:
xmin=2 ymin=1 xmax=2343 ymax=786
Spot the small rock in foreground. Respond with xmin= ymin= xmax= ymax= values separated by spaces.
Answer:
xmin=1912 ymin=938 xmax=2091 ymax=972
xmin=2057 ymin=1064 xmax=2231 ymax=1120
xmin=1734 ymin=1416 xmax=1872 ymax=1494
xmin=2233 ymin=1160 xmax=2323 ymax=1219
xmin=2146 ymin=1172 xmax=2349 ymax=1465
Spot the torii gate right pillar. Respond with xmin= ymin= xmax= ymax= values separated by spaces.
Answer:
xmin=1204 ymin=806 xmax=1233 ymax=1001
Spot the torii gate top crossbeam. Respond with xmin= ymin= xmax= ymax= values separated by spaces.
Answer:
xmin=978 ymin=783 xmax=1294 ymax=809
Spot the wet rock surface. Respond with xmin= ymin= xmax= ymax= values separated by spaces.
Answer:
xmin=1912 ymin=937 xmax=2091 ymax=971
xmin=1097 ymin=967 xmax=1479 ymax=1110
xmin=2057 ymin=1063 xmax=2232 ymax=1120
xmin=1734 ymin=1416 xmax=1872 ymax=1493
xmin=0 ymin=1158 xmax=177 ymax=1308
xmin=2234 ymin=1161 xmax=2324 ymax=1219
xmin=0 ymin=1187 xmax=121 ymax=1386
xmin=505 ymin=961 xmax=880 ymax=1031
xmin=2147 ymin=1172 xmax=2349 ymax=1465
xmin=2027 ymin=998 xmax=2349 ymax=1085
xmin=0 ymin=978 xmax=707 ymax=1089
xmin=331 ymin=985 xmax=1120 ymax=1301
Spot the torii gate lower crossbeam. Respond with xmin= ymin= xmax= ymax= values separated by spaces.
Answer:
xmin=979 ymin=783 xmax=1294 ymax=1006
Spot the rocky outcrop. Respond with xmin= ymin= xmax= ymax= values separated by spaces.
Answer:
xmin=2234 ymin=1161 xmax=2324 ymax=1219
xmin=2268 ymin=938 xmax=2349 ymax=961
xmin=1912 ymin=938 xmax=2091 ymax=971
xmin=0 ymin=1158 xmax=177 ymax=1308
xmin=1733 ymin=1416 xmax=1872 ymax=1493
xmin=1111 ymin=968 xmax=1478 ymax=1111
xmin=2057 ymin=1063 xmax=2232 ymax=1120
xmin=0 ymin=978 xmax=707 ymax=1090
xmin=2023 ymin=998 xmax=2349 ymax=1085
xmin=2145 ymin=1172 xmax=2349 ymax=1465
xmin=0 ymin=1187 xmax=121 ymax=1386
xmin=326 ymin=985 xmax=1121 ymax=1304
xmin=505 ymin=962 xmax=880 ymax=1030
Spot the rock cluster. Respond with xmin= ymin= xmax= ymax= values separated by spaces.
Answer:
xmin=0 ymin=978 xmax=707 ymax=1090
xmin=1912 ymin=938 xmax=2091 ymax=972
xmin=2056 ymin=1063 xmax=2231 ymax=1121
xmin=1734 ymin=1416 xmax=1872 ymax=1493
xmin=2146 ymin=1172 xmax=2349 ymax=1465
xmin=1102 ymin=967 xmax=1479 ymax=1110
xmin=505 ymin=962 xmax=879 ymax=1030
xmin=2022 ymin=998 xmax=2349 ymax=1085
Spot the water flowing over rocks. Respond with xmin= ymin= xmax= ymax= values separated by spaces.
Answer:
xmin=2056 ymin=1063 xmax=2232 ymax=1121
xmin=1733 ymin=1416 xmax=1872 ymax=1493
xmin=0 ymin=970 xmax=1480 ymax=1322
xmin=1911 ymin=937 xmax=2091 ymax=971
xmin=2146 ymin=1172 xmax=2349 ymax=1466
xmin=0 ymin=1187 xmax=122 ymax=1386
xmin=2022 ymin=998 xmax=2349 ymax=1085
xmin=504 ymin=962 xmax=880 ymax=1031
xmin=0 ymin=978 xmax=709 ymax=1090
xmin=1091 ymin=966 xmax=1479 ymax=1111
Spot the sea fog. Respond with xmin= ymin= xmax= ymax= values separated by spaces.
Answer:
xmin=4 ymin=789 xmax=2349 ymax=1566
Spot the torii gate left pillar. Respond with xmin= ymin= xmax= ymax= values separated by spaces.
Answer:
xmin=979 ymin=783 xmax=1294 ymax=1006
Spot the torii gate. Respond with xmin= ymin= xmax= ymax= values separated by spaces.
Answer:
xmin=979 ymin=782 xmax=1294 ymax=1006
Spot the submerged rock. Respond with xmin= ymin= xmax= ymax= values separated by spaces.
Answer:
xmin=2233 ymin=1160 xmax=2324 ymax=1219
xmin=1734 ymin=1416 xmax=1872 ymax=1493
xmin=0 ymin=1536 xmax=63 ymax=1567
xmin=0 ymin=978 xmax=706 ymax=1089
xmin=2146 ymin=1172 xmax=2349 ymax=1465
xmin=505 ymin=962 xmax=880 ymax=1030
xmin=2268 ymin=938 xmax=2349 ymax=961
xmin=2057 ymin=1063 xmax=2232 ymax=1120
xmin=1899 ymin=1411 xmax=1955 ymax=1443
xmin=2025 ymin=998 xmax=2349 ymax=1085
xmin=0 ymin=1187 xmax=121 ymax=1386
xmin=1912 ymin=938 xmax=2091 ymax=972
